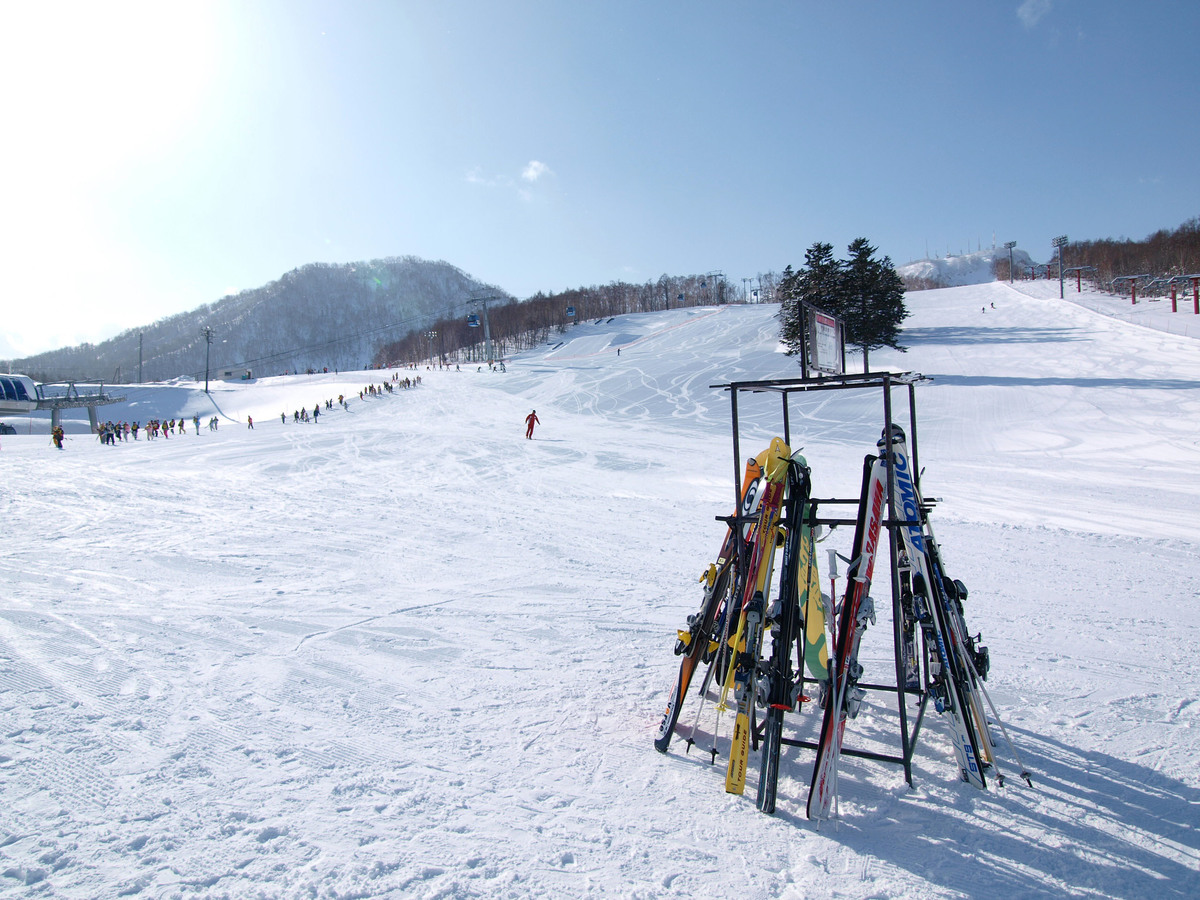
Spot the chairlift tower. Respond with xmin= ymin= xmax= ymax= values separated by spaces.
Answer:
xmin=467 ymin=295 xmax=499 ymax=364
xmin=1053 ymin=235 xmax=1069 ymax=299
xmin=701 ymin=271 xmax=725 ymax=305
xmin=201 ymin=326 xmax=215 ymax=393
xmin=1063 ymin=266 xmax=1096 ymax=294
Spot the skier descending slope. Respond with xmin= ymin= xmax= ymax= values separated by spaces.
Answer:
xmin=807 ymin=452 xmax=887 ymax=821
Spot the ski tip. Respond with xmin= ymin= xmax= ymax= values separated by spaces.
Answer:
xmin=877 ymin=423 xmax=905 ymax=448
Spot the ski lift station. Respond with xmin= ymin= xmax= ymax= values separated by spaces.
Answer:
xmin=0 ymin=375 xmax=125 ymax=432
xmin=0 ymin=375 xmax=39 ymax=414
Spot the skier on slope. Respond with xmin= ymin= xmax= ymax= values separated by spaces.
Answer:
xmin=524 ymin=409 xmax=540 ymax=439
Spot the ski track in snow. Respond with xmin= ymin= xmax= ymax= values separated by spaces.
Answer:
xmin=1 ymin=286 xmax=1199 ymax=898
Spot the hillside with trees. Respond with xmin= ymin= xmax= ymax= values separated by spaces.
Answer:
xmin=13 ymin=257 xmax=498 ymax=384
xmin=899 ymin=218 xmax=1199 ymax=292
xmin=373 ymin=273 xmax=743 ymax=367
xmin=21 ymin=219 xmax=1192 ymax=385
xmin=1066 ymin=217 xmax=1200 ymax=285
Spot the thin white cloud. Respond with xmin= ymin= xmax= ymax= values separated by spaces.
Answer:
xmin=521 ymin=160 xmax=552 ymax=182
xmin=468 ymin=162 xmax=553 ymax=201
xmin=465 ymin=166 xmax=497 ymax=186
xmin=1017 ymin=0 xmax=1052 ymax=28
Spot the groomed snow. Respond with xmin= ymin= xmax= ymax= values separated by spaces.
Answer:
xmin=2 ymin=283 xmax=1199 ymax=898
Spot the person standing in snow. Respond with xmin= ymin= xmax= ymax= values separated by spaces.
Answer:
xmin=524 ymin=409 xmax=540 ymax=439
xmin=247 ymin=415 xmax=254 ymax=429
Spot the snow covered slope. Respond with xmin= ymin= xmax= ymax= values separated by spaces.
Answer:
xmin=2 ymin=285 xmax=1198 ymax=898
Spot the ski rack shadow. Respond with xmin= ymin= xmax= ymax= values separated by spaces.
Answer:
xmin=709 ymin=370 xmax=933 ymax=795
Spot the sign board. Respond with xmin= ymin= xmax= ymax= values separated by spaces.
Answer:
xmin=807 ymin=307 xmax=843 ymax=375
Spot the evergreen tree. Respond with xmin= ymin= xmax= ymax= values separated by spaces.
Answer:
xmin=779 ymin=242 xmax=844 ymax=359
xmin=840 ymin=238 xmax=908 ymax=371
xmin=777 ymin=265 xmax=801 ymax=352
xmin=777 ymin=238 xmax=908 ymax=371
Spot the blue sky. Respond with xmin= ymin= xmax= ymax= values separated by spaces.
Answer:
xmin=3 ymin=0 xmax=1197 ymax=357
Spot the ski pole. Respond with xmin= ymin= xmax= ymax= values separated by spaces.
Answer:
xmin=965 ymin=655 xmax=1034 ymax=787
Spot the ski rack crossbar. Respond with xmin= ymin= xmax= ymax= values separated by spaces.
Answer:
xmin=714 ymin=371 xmax=933 ymax=791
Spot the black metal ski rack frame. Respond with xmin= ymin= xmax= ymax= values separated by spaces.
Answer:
xmin=710 ymin=370 xmax=933 ymax=788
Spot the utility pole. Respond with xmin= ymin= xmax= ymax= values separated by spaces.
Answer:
xmin=1053 ymin=235 xmax=1069 ymax=299
xmin=1003 ymin=241 xmax=1017 ymax=284
xmin=201 ymin=326 xmax=214 ymax=393
xmin=139 ymin=333 xmax=143 ymax=383
xmin=425 ymin=330 xmax=438 ymax=367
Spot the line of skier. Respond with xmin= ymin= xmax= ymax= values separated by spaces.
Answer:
xmin=94 ymin=416 xmax=219 ymax=444
xmin=50 ymin=374 xmax=427 ymax=449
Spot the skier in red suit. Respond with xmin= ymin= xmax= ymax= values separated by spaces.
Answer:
xmin=524 ymin=409 xmax=540 ymax=439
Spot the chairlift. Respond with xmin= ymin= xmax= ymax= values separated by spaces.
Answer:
xmin=566 ymin=306 xmax=576 ymax=317
xmin=467 ymin=314 xmax=480 ymax=327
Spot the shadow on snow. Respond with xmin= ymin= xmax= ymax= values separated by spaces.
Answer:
xmin=814 ymin=723 xmax=1197 ymax=899
xmin=927 ymin=375 xmax=1200 ymax=391
xmin=902 ymin=326 xmax=1089 ymax=346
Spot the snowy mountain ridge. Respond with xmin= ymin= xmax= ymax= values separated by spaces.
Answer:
xmin=11 ymin=255 xmax=503 ymax=384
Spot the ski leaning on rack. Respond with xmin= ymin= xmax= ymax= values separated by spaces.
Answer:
xmin=886 ymin=424 xmax=1032 ymax=787
xmin=922 ymin=524 xmax=1031 ymax=786
xmin=756 ymin=451 xmax=814 ymax=813
xmin=806 ymin=452 xmax=887 ymax=821
xmin=884 ymin=425 xmax=990 ymax=789
xmin=654 ymin=455 xmax=764 ymax=754
xmin=724 ymin=437 xmax=790 ymax=795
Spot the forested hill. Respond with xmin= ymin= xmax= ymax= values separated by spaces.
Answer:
xmin=14 ymin=257 xmax=504 ymax=383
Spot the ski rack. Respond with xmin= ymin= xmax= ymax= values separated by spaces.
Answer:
xmin=709 ymin=370 xmax=934 ymax=789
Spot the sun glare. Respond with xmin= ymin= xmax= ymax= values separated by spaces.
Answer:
xmin=1 ymin=1 xmax=219 ymax=183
